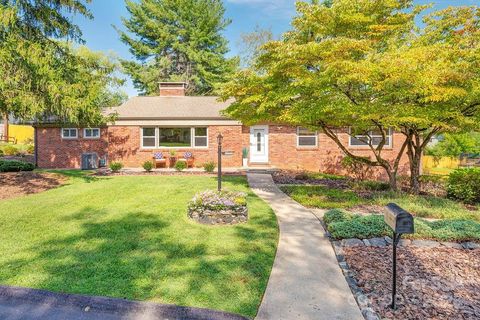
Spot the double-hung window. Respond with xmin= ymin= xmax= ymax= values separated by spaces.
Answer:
xmin=61 ymin=128 xmax=78 ymax=139
xmin=349 ymin=128 xmax=392 ymax=147
xmin=141 ymin=128 xmax=157 ymax=148
xmin=193 ymin=127 xmax=208 ymax=147
xmin=84 ymin=128 xmax=100 ymax=139
xmin=297 ymin=127 xmax=318 ymax=147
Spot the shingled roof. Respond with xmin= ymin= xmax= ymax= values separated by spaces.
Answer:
xmin=108 ymin=96 xmax=233 ymax=120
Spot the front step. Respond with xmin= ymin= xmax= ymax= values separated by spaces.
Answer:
xmin=243 ymin=167 xmax=279 ymax=174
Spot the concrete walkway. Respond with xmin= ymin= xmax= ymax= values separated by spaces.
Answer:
xmin=247 ymin=174 xmax=363 ymax=320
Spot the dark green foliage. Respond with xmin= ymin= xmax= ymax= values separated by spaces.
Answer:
xmin=118 ymin=0 xmax=236 ymax=95
xmin=109 ymin=162 xmax=123 ymax=172
xmin=142 ymin=161 xmax=154 ymax=172
xmin=324 ymin=209 xmax=480 ymax=242
xmin=0 ymin=160 xmax=34 ymax=172
xmin=203 ymin=161 xmax=216 ymax=173
xmin=327 ymin=213 xmax=390 ymax=240
xmin=447 ymin=168 xmax=480 ymax=204
xmin=174 ymin=161 xmax=187 ymax=171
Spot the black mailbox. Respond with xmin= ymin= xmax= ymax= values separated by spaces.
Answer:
xmin=385 ymin=203 xmax=414 ymax=235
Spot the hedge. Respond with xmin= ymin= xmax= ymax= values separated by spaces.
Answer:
xmin=324 ymin=209 xmax=480 ymax=242
xmin=0 ymin=160 xmax=35 ymax=172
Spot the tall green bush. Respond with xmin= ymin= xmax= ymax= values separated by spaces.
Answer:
xmin=446 ymin=168 xmax=480 ymax=204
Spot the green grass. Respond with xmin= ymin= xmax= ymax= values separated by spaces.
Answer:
xmin=0 ymin=172 xmax=278 ymax=318
xmin=280 ymin=185 xmax=480 ymax=221
xmin=324 ymin=209 xmax=480 ymax=242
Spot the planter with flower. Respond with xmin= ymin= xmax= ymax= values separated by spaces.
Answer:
xmin=188 ymin=190 xmax=248 ymax=225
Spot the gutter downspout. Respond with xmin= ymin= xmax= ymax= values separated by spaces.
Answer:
xmin=34 ymin=127 xmax=38 ymax=168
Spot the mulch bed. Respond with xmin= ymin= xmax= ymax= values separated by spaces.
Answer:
xmin=0 ymin=172 xmax=67 ymax=200
xmin=344 ymin=246 xmax=480 ymax=319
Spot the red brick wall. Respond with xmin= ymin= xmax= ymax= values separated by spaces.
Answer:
xmin=36 ymin=127 xmax=108 ymax=169
xmin=36 ymin=124 xmax=410 ymax=179
xmin=264 ymin=125 xmax=409 ymax=178
xmin=107 ymin=125 xmax=244 ymax=168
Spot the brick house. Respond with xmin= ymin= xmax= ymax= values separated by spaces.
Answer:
xmin=35 ymin=82 xmax=409 ymax=177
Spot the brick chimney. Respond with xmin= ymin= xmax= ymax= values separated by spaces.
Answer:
xmin=159 ymin=82 xmax=187 ymax=96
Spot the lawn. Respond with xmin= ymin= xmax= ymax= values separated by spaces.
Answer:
xmin=0 ymin=172 xmax=278 ymax=318
xmin=280 ymin=185 xmax=480 ymax=221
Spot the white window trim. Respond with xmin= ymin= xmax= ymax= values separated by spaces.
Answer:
xmin=193 ymin=127 xmax=209 ymax=148
xmin=348 ymin=127 xmax=393 ymax=148
xmin=296 ymin=127 xmax=318 ymax=148
xmin=140 ymin=126 xmax=209 ymax=149
xmin=61 ymin=128 xmax=78 ymax=139
xmin=83 ymin=128 xmax=101 ymax=139
xmin=140 ymin=127 xmax=158 ymax=149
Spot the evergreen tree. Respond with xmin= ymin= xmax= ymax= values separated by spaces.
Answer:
xmin=117 ymin=0 xmax=236 ymax=95
xmin=0 ymin=0 xmax=125 ymax=125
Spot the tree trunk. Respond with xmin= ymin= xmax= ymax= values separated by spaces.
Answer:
xmin=386 ymin=169 xmax=398 ymax=192
xmin=409 ymin=150 xmax=422 ymax=194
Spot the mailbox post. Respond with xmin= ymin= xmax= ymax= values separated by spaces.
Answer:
xmin=384 ymin=203 xmax=414 ymax=310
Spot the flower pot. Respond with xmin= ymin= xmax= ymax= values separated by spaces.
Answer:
xmin=242 ymin=158 xmax=248 ymax=167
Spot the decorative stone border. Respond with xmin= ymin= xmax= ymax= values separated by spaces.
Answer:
xmin=330 ymin=237 xmax=479 ymax=320
xmin=188 ymin=207 xmax=248 ymax=225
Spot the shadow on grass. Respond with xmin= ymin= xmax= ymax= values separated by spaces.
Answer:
xmin=0 ymin=202 xmax=278 ymax=318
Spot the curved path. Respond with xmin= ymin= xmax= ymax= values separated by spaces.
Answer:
xmin=247 ymin=173 xmax=363 ymax=320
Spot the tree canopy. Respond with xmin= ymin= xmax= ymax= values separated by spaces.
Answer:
xmin=118 ymin=0 xmax=236 ymax=96
xmin=221 ymin=0 xmax=480 ymax=192
xmin=0 ymin=0 xmax=125 ymax=125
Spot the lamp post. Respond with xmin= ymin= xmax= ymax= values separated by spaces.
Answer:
xmin=217 ymin=133 xmax=223 ymax=191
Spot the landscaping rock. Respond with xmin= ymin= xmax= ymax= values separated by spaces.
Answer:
xmin=462 ymin=242 xmax=480 ymax=250
xmin=342 ymin=238 xmax=364 ymax=247
xmin=441 ymin=242 xmax=464 ymax=249
xmin=384 ymin=236 xmax=393 ymax=245
xmin=361 ymin=307 xmax=380 ymax=320
xmin=369 ymin=237 xmax=387 ymax=247
xmin=398 ymin=239 xmax=411 ymax=247
xmin=363 ymin=239 xmax=371 ymax=246
xmin=188 ymin=207 xmax=248 ymax=225
xmin=411 ymin=240 xmax=441 ymax=248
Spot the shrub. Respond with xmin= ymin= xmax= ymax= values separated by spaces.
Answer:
xmin=26 ymin=144 xmax=35 ymax=154
xmin=174 ymin=161 xmax=187 ymax=171
xmin=0 ymin=160 xmax=35 ymax=172
xmin=109 ymin=161 xmax=123 ymax=172
xmin=323 ymin=209 xmax=480 ymax=242
xmin=188 ymin=190 xmax=247 ymax=212
xmin=341 ymin=156 xmax=373 ymax=181
xmin=0 ymin=149 xmax=3 ymax=157
xmin=142 ymin=161 xmax=154 ymax=172
xmin=203 ymin=161 xmax=216 ymax=173
xmin=2 ymin=145 xmax=19 ymax=156
xmin=446 ymin=168 xmax=480 ymax=204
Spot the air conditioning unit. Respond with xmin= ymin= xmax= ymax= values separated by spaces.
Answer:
xmin=81 ymin=153 xmax=98 ymax=170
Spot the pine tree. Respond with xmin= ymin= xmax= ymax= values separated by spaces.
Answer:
xmin=118 ymin=0 xmax=236 ymax=96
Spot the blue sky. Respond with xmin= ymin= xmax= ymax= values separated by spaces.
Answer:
xmin=73 ymin=0 xmax=478 ymax=97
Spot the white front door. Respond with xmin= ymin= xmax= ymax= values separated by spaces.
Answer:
xmin=250 ymin=125 xmax=269 ymax=163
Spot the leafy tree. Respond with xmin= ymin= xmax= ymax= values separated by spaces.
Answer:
xmin=0 ymin=0 xmax=124 ymax=125
xmin=237 ymin=25 xmax=273 ymax=68
xmin=426 ymin=133 xmax=480 ymax=158
xmin=221 ymin=0 xmax=480 ymax=193
xmin=117 ymin=0 xmax=236 ymax=95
